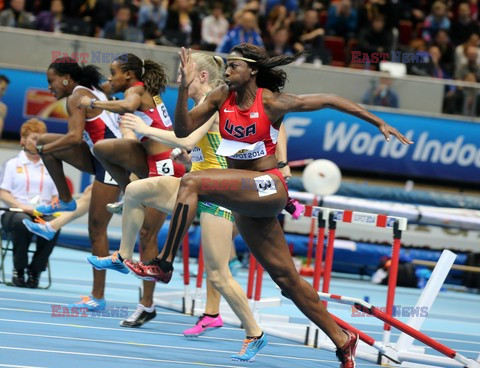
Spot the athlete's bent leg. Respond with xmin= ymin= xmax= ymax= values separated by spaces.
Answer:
xmin=200 ymin=212 xmax=262 ymax=337
xmin=89 ymin=180 xmax=120 ymax=299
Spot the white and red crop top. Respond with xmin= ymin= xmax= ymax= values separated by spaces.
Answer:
xmin=73 ymin=85 xmax=121 ymax=151
xmin=131 ymin=81 xmax=173 ymax=141
xmin=217 ymin=88 xmax=279 ymax=160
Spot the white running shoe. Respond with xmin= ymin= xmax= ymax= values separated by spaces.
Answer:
xmin=106 ymin=198 xmax=124 ymax=215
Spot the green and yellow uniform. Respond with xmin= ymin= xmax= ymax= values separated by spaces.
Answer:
xmin=192 ymin=131 xmax=233 ymax=222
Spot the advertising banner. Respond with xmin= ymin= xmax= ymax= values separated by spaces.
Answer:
xmin=2 ymin=68 xmax=479 ymax=184
xmin=284 ymin=109 xmax=480 ymax=184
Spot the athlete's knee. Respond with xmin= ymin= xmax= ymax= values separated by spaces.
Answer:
xmin=207 ymin=269 xmax=230 ymax=292
xmin=92 ymin=140 xmax=111 ymax=160
xmin=124 ymin=181 xmax=144 ymax=204
xmin=88 ymin=218 xmax=108 ymax=242
xmin=179 ymin=172 xmax=202 ymax=193
xmin=270 ymin=268 xmax=299 ymax=291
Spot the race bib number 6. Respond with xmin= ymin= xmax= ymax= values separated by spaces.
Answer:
xmin=156 ymin=159 xmax=175 ymax=176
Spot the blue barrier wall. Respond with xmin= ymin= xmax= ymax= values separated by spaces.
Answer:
xmin=2 ymin=68 xmax=479 ymax=184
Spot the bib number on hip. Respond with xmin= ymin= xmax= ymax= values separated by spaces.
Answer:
xmin=254 ymin=175 xmax=277 ymax=197
xmin=156 ymin=159 xmax=175 ymax=176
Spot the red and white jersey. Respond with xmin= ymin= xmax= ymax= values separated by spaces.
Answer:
xmin=217 ymin=88 xmax=279 ymax=160
xmin=131 ymin=82 xmax=173 ymax=141
xmin=73 ymin=85 xmax=121 ymax=150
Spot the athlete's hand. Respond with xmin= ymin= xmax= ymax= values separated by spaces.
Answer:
xmin=170 ymin=148 xmax=191 ymax=166
xmin=178 ymin=47 xmax=196 ymax=88
xmin=377 ymin=120 xmax=413 ymax=145
xmin=23 ymin=137 xmax=38 ymax=155
xmin=279 ymin=165 xmax=292 ymax=182
xmin=121 ymin=113 xmax=148 ymax=135
xmin=77 ymin=96 xmax=93 ymax=109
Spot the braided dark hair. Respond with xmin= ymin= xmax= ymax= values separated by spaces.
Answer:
xmin=230 ymin=43 xmax=302 ymax=92
xmin=48 ymin=57 xmax=102 ymax=90
xmin=115 ymin=53 xmax=168 ymax=96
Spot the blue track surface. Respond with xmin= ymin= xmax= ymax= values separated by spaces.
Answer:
xmin=0 ymin=245 xmax=479 ymax=368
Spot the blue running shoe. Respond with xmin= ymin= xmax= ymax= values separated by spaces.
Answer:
xmin=36 ymin=198 xmax=77 ymax=215
xmin=68 ymin=295 xmax=106 ymax=311
xmin=228 ymin=258 xmax=242 ymax=277
xmin=231 ymin=332 xmax=268 ymax=362
xmin=87 ymin=251 xmax=130 ymax=274
xmin=22 ymin=219 xmax=56 ymax=241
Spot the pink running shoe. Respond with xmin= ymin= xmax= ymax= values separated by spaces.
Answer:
xmin=284 ymin=198 xmax=305 ymax=220
xmin=336 ymin=330 xmax=359 ymax=368
xmin=124 ymin=259 xmax=173 ymax=283
xmin=183 ymin=314 xmax=223 ymax=337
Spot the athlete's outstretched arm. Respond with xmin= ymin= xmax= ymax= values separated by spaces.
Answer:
xmin=267 ymin=92 xmax=413 ymax=145
xmin=77 ymin=87 xmax=142 ymax=114
xmin=26 ymin=93 xmax=86 ymax=154
xmin=121 ymin=112 xmax=215 ymax=150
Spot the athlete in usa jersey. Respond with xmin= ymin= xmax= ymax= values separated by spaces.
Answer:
xmin=129 ymin=45 xmax=412 ymax=367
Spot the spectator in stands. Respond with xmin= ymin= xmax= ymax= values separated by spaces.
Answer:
xmin=362 ymin=75 xmax=399 ymax=108
xmin=0 ymin=75 xmax=9 ymax=138
xmin=70 ymin=0 xmax=114 ymax=37
xmin=469 ymin=0 xmax=478 ymax=20
xmin=396 ymin=1 xmax=426 ymax=30
xmin=217 ymin=10 xmax=264 ymax=54
xmin=162 ymin=0 xmax=201 ymax=47
xmin=454 ymin=45 xmax=480 ymax=81
xmin=326 ymin=0 xmax=358 ymax=39
xmin=103 ymin=5 xmax=143 ymax=43
xmin=453 ymin=72 xmax=480 ymax=117
xmin=35 ymin=0 xmax=65 ymax=33
xmin=422 ymin=1 xmax=450 ymax=43
xmin=266 ymin=26 xmax=294 ymax=57
xmin=264 ymin=5 xmax=292 ymax=44
xmin=0 ymin=0 xmax=35 ymax=29
xmin=433 ymin=30 xmax=455 ymax=76
xmin=24 ymin=0 xmax=50 ymax=14
xmin=137 ymin=0 xmax=168 ymax=43
xmin=290 ymin=8 xmax=329 ymax=65
xmin=265 ymin=0 xmax=298 ymax=16
xmin=200 ymin=2 xmax=229 ymax=51
xmin=358 ymin=14 xmax=394 ymax=68
xmin=455 ymin=33 xmax=480 ymax=70
xmin=0 ymin=119 xmax=60 ymax=288
xmin=357 ymin=0 xmax=399 ymax=31
xmin=410 ymin=45 xmax=452 ymax=82
xmin=411 ymin=45 xmax=457 ymax=114
xmin=450 ymin=2 xmax=479 ymax=46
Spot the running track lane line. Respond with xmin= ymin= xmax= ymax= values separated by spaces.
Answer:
xmin=0 ymin=331 xmax=345 ymax=364
xmin=0 ymin=347 xmax=247 ymax=368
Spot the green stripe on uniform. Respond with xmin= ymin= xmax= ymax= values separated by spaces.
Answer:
xmin=206 ymin=133 xmax=227 ymax=169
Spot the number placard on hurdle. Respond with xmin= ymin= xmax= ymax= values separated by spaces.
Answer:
xmin=303 ymin=206 xmax=408 ymax=231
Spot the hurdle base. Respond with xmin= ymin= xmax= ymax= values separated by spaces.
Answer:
xmin=152 ymin=289 xmax=192 ymax=314
xmin=398 ymin=351 xmax=480 ymax=368
xmin=299 ymin=265 xmax=315 ymax=277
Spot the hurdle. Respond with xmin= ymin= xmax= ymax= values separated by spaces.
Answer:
xmin=300 ymin=205 xmax=408 ymax=347
xmin=318 ymin=291 xmax=480 ymax=367
xmin=284 ymin=202 xmax=480 ymax=367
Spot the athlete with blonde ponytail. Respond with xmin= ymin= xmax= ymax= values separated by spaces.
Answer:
xmin=88 ymin=53 xmax=268 ymax=361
